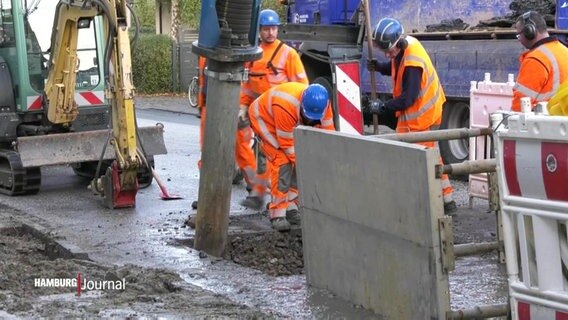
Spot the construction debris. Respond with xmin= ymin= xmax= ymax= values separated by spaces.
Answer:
xmin=426 ymin=0 xmax=557 ymax=31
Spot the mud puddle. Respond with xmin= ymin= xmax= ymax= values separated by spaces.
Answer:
xmin=177 ymin=209 xmax=508 ymax=318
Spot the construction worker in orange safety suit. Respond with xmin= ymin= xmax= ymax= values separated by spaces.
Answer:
xmin=511 ymin=11 xmax=568 ymax=112
xmin=247 ymin=82 xmax=334 ymax=232
xmin=366 ymin=17 xmax=457 ymax=215
xmin=197 ymin=56 xmax=207 ymax=155
xmin=190 ymin=56 xmax=209 ymax=210
xmin=237 ymin=9 xmax=309 ymax=211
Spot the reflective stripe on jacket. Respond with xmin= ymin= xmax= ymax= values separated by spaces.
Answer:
xmin=392 ymin=36 xmax=445 ymax=132
xmin=249 ymin=82 xmax=334 ymax=163
xmin=240 ymin=39 xmax=308 ymax=109
xmin=512 ymin=39 xmax=568 ymax=111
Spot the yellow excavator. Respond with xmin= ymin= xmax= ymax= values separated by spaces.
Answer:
xmin=0 ymin=0 xmax=166 ymax=208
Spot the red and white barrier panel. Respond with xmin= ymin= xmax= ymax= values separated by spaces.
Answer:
xmin=516 ymin=301 xmax=568 ymax=320
xmin=26 ymin=91 xmax=105 ymax=111
xmin=334 ymin=61 xmax=363 ymax=135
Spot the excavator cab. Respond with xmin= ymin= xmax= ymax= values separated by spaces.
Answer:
xmin=0 ymin=0 xmax=167 ymax=208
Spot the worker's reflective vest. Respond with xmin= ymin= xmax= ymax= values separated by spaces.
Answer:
xmin=512 ymin=38 xmax=568 ymax=111
xmin=198 ymin=56 xmax=207 ymax=108
xmin=240 ymin=39 xmax=308 ymax=109
xmin=249 ymin=82 xmax=334 ymax=163
xmin=392 ymin=36 xmax=446 ymax=132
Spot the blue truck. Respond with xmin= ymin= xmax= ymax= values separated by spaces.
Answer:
xmin=279 ymin=0 xmax=568 ymax=165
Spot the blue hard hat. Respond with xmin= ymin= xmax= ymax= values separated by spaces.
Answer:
xmin=301 ymin=84 xmax=329 ymax=120
xmin=259 ymin=9 xmax=280 ymax=26
xmin=372 ymin=18 xmax=404 ymax=51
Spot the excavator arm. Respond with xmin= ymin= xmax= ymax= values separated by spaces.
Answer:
xmin=38 ymin=0 xmax=156 ymax=207
xmin=100 ymin=0 xmax=139 ymax=195
xmin=44 ymin=1 xmax=98 ymax=125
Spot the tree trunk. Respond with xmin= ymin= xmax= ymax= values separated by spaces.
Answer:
xmin=170 ymin=0 xmax=180 ymax=42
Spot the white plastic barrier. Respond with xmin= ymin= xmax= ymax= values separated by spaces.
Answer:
xmin=469 ymin=73 xmax=514 ymax=204
xmin=494 ymin=112 xmax=568 ymax=319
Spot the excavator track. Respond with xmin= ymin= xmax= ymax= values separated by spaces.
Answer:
xmin=0 ymin=149 xmax=41 ymax=196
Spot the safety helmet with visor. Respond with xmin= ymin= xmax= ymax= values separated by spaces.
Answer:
xmin=372 ymin=18 xmax=404 ymax=51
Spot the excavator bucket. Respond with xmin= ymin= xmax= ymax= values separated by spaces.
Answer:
xmin=15 ymin=125 xmax=167 ymax=167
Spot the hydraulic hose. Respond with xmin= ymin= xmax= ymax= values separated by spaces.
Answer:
xmin=215 ymin=0 xmax=254 ymax=46
xmin=126 ymin=2 xmax=141 ymax=51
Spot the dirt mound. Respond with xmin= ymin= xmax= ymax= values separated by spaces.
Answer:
xmin=0 ymin=227 xmax=266 ymax=318
xmin=223 ymin=230 xmax=304 ymax=277
xmin=426 ymin=0 xmax=557 ymax=31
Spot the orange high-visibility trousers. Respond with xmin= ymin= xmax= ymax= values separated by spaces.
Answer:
xmin=198 ymin=107 xmax=262 ymax=191
xmin=416 ymin=139 xmax=453 ymax=203
xmin=259 ymin=141 xmax=297 ymax=219
xmin=235 ymin=126 xmax=264 ymax=191
xmin=198 ymin=106 xmax=207 ymax=169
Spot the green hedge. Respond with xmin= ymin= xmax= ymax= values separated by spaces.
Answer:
xmin=132 ymin=34 xmax=173 ymax=94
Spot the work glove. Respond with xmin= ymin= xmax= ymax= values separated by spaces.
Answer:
xmin=237 ymin=105 xmax=250 ymax=129
xmin=366 ymin=59 xmax=379 ymax=72
xmin=368 ymin=99 xmax=387 ymax=115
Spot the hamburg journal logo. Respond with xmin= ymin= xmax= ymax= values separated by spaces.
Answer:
xmin=34 ymin=273 xmax=126 ymax=296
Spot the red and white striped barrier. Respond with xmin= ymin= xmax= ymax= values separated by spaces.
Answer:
xmin=333 ymin=61 xmax=363 ymax=135
xmin=503 ymin=139 xmax=568 ymax=202
xmin=495 ymin=112 xmax=568 ymax=320
xmin=26 ymin=91 xmax=105 ymax=111
xmin=516 ymin=301 xmax=568 ymax=320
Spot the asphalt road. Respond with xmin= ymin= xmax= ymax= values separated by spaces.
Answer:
xmin=0 ymin=96 xmax=508 ymax=318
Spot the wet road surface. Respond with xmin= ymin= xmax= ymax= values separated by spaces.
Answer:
xmin=0 ymin=105 xmax=509 ymax=318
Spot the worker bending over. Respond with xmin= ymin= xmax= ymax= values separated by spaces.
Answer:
xmin=238 ymin=9 xmax=309 ymax=211
xmin=247 ymin=83 xmax=334 ymax=231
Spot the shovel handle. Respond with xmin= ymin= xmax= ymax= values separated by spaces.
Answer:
xmin=362 ymin=0 xmax=379 ymax=134
xmin=151 ymin=168 xmax=169 ymax=195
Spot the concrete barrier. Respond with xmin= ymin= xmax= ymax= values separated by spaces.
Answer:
xmin=295 ymin=127 xmax=451 ymax=319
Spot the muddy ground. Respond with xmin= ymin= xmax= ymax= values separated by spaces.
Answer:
xmin=199 ymin=186 xmax=499 ymax=280
xmin=0 ymin=179 xmax=499 ymax=318
xmin=224 ymin=228 xmax=304 ymax=277
xmin=0 ymin=220 xmax=266 ymax=319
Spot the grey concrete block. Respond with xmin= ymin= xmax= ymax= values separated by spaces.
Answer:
xmin=295 ymin=127 xmax=449 ymax=319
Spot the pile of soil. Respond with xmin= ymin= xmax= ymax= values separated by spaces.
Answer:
xmin=426 ymin=0 xmax=557 ymax=31
xmin=0 ymin=228 xmax=266 ymax=318
xmin=223 ymin=230 xmax=304 ymax=277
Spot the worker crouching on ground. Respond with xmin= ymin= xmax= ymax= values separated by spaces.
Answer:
xmin=243 ymin=83 xmax=334 ymax=231
xmin=512 ymin=11 xmax=568 ymax=112
xmin=238 ymin=9 xmax=310 ymax=211
xmin=366 ymin=17 xmax=457 ymax=215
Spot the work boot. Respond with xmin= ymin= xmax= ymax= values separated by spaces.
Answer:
xmin=260 ymin=202 xmax=271 ymax=217
xmin=232 ymin=168 xmax=244 ymax=185
xmin=185 ymin=216 xmax=196 ymax=229
xmin=444 ymin=201 xmax=458 ymax=216
xmin=286 ymin=209 xmax=301 ymax=225
xmin=240 ymin=196 xmax=264 ymax=210
xmin=271 ymin=217 xmax=291 ymax=232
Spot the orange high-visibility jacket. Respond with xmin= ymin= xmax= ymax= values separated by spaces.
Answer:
xmin=512 ymin=38 xmax=568 ymax=111
xmin=392 ymin=36 xmax=446 ymax=132
xmin=198 ymin=56 xmax=207 ymax=108
xmin=249 ymin=82 xmax=334 ymax=163
xmin=240 ymin=39 xmax=308 ymax=109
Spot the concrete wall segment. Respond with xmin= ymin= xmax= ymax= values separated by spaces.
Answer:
xmin=295 ymin=127 xmax=450 ymax=319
